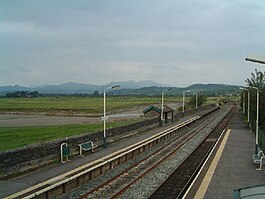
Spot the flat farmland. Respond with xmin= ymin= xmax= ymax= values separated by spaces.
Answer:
xmin=0 ymin=96 xmax=180 ymax=151
xmin=0 ymin=96 xmax=230 ymax=151
xmin=0 ymin=96 xmax=181 ymax=115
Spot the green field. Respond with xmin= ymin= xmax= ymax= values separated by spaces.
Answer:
xmin=0 ymin=96 xmax=181 ymax=113
xmin=0 ymin=96 xmax=235 ymax=151
xmin=0 ymin=119 xmax=141 ymax=151
xmin=0 ymin=96 xmax=236 ymax=112
xmin=0 ymin=96 xmax=180 ymax=151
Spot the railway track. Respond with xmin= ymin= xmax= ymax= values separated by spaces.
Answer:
xmin=6 ymin=108 xmax=219 ymax=199
xmin=79 ymin=107 xmax=227 ymax=199
xmin=148 ymin=107 xmax=235 ymax=199
xmin=58 ymin=106 xmax=231 ymax=199
xmin=5 ymin=107 xmax=224 ymax=199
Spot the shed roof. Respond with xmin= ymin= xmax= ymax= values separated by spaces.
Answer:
xmin=143 ymin=105 xmax=161 ymax=114
xmin=143 ymin=105 xmax=174 ymax=114
xmin=163 ymin=105 xmax=174 ymax=112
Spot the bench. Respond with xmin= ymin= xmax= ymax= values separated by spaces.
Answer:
xmin=61 ymin=143 xmax=70 ymax=163
xmin=234 ymin=185 xmax=265 ymax=199
xmin=253 ymin=150 xmax=265 ymax=170
xmin=78 ymin=141 xmax=97 ymax=156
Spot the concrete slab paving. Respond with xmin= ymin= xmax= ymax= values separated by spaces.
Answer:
xmin=194 ymin=111 xmax=265 ymax=199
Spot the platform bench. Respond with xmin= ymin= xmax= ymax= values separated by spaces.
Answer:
xmin=253 ymin=150 xmax=265 ymax=170
xmin=78 ymin=141 xmax=97 ymax=156
xmin=253 ymin=151 xmax=264 ymax=164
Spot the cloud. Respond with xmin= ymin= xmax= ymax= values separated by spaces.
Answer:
xmin=1 ymin=0 xmax=265 ymax=87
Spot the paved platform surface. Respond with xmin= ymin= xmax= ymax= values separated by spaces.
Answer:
xmin=188 ymin=111 xmax=265 ymax=199
xmin=0 ymin=110 xmax=204 ymax=198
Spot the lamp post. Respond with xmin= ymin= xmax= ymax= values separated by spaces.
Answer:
xmin=239 ymin=87 xmax=250 ymax=123
xmin=161 ymin=88 xmax=172 ymax=126
xmin=103 ymin=85 xmax=120 ymax=148
xmin=249 ymin=86 xmax=259 ymax=154
xmin=245 ymin=56 xmax=263 ymax=153
xmin=161 ymin=90 xmax=164 ymax=122
xmin=245 ymin=55 xmax=265 ymax=64
xmin=195 ymin=92 xmax=198 ymax=109
xmin=248 ymin=89 xmax=250 ymax=123
xmin=239 ymin=88 xmax=246 ymax=114
xmin=182 ymin=90 xmax=191 ymax=113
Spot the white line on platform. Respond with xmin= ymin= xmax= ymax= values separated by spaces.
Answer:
xmin=183 ymin=129 xmax=231 ymax=199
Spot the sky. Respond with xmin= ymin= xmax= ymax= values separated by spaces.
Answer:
xmin=1 ymin=0 xmax=265 ymax=87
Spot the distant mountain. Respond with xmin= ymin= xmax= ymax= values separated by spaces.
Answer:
xmin=0 ymin=85 xmax=33 ymax=93
xmin=110 ymin=84 xmax=240 ymax=96
xmin=186 ymin=84 xmax=240 ymax=93
xmin=187 ymin=83 xmax=239 ymax=90
xmin=36 ymin=82 xmax=102 ymax=94
xmin=105 ymin=80 xmax=171 ymax=89
xmin=0 ymin=81 xmax=240 ymax=96
xmin=0 ymin=80 xmax=170 ymax=94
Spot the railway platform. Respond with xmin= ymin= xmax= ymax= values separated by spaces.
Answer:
xmin=0 ymin=111 xmax=203 ymax=198
xmin=185 ymin=111 xmax=265 ymax=199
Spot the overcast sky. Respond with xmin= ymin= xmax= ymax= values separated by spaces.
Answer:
xmin=1 ymin=0 xmax=265 ymax=87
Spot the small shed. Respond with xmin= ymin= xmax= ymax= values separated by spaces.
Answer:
xmin=162 ymin=105 xmax=174 ymax=123
xmin=143 ymin=105 xmax=174 ymax=123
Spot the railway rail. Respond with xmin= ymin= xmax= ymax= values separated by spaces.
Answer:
xmin=79 ymin=107 xmax=228 ymax=199
xmin=148 ymin=107 xmax=235 ymax=199
xmin=5 ymin=106 xmax=221 ymax=199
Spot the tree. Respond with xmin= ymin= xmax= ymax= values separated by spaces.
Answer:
xmin=5 ymin=91 xmax=40 ymax=98
xmin=91 ymin=90 xmax=100 ymax=97
xmin=188 ymin=94 xmax=207 ymax=108
xmin=245 ymin=69 xmax=265 ymax=88
xmin=244 ymin=69 xmax=265 ymax=130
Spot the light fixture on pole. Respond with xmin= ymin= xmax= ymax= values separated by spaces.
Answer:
xmin=103 ymin=85 xmax=120 ymax=148
xmin=194 ymin=90 xmax=203 ymax=109
xmin=195 ymin=92 xmax=198 ymax=109
xmin=245 ymin=55 xmax=265 ymax=64
xmin=239 ymin=87 xmax=246 ymax=114
xmin=239 ymin=87 xmax=250 ymax=123
xmin=161 ymin=88 xmax=172 ymax=126
xmin=249 ymin=86 xmax=259 ymax=154
xmin=182 ymin=90 xmax=191 ymax=113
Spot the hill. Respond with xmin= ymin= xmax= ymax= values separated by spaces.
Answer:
xmin=110 ymin=84 xmax=239 ymax=96
xmin=0 ymin=82 xmax=240 ymax=96
xmin=0 ymin=80 xmax=170 ymax=95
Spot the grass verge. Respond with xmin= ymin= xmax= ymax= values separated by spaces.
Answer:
xmin=0 ymin=119 xmax=141 ymax=152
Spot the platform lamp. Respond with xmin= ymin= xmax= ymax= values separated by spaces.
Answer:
xmin=239 ymin=87 xmax=250 ymax=123
xmin=161 ymin=88 xmax=172 ymax=126
xmin=103 ymin=85 xmax=120 ymax=148
xmin=239 ymin=87 xmax=246 ymax=114
xmin=193 ymin=90 xmax=203 ymax=109
xmin=245 ymin=55 xmax=265 ymax=64
xmin=245 ymin=55 xmax=264 ymax=153
xmin=249 ymin=86 xmax=259 ymax=154
xmin=182 ymin=90 xmax=191 ymax=113
xmin=192 ymin=91 xmax=199 ymax=109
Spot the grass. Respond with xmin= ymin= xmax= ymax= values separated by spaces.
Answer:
xmin=0 ymin=96 xmax=235 ymax=113
xmin=0 ymin=119 xmax=140 ymax=151
xmin=0 ymin=96 xmax=181 ymax=113
xmin=0 ymin=96 xmax=235 ymax=151
xmin=0 ymin=96 xmax=181 ymax=151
